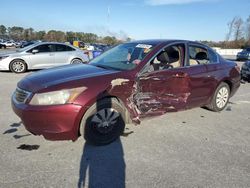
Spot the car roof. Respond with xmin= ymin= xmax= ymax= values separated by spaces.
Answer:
xmin=127 ymin=39 xmax=204 ymax=46
xmin=37 ymin=42 xmax=70 ymax=45
xmin=31 ymin=41 xmax=78 ymax=49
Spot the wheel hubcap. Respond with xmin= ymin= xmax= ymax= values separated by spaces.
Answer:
xmin=91 ymin=108 xmax=120 ymax=134
xmin=216 ymin=87 xmax=229 ymax=109
xmin=12 ymin=61 xmax=25 ymax=72
xmin=72 ymin=59 xmax=82 ymax=64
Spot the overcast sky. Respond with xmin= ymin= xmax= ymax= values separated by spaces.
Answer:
xmin=1 ymin=0 xmax=250 ymax=41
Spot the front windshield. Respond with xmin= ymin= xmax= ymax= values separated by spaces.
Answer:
xmin=90 ymin=42 xmax=156 ymax=70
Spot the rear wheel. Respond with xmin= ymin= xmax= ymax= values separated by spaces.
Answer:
xmin=81 ymin=98 xmax=125 ymax=146
xmin=207 ymin=82 xmax=230 ymax=112
xmin=10 ymin=59 xmax=27 ymax=73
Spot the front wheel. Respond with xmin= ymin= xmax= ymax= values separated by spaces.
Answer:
xmin=207 ymin=82 xmax=230 ymax=112
xmin=71 ymin=58 xmax=83 ymax=64
xmin=10 ymin=59 xmax=27 ymax=73
xmin=81 ymin=98 xmax=125 ymax=146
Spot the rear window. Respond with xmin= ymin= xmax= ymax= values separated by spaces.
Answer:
xmin=55 ymin=44 xmax=75 ymax=52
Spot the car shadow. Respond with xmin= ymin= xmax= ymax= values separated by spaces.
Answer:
xmin=78 ymin=139 xmax=125 ymax=188
xmin=78 ymin=96 xmax=126 ymax=188
xmin=0 ymin=69 xmax=40 ymax=74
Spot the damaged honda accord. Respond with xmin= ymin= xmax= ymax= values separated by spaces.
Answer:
xmin=12 ymin=40 xmax=241 ymax=145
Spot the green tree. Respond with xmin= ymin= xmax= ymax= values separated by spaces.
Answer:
xmin=0 ymin=25 xmax=7 ymax=36
xmin=102 ymin=36 xmax=118 ymax=45
xmin=66 ymin=31 xmax=76 ymax=42
xmin=23 ymin=28 xmax=35 ymax=41
xmin=45 ymin=30 xmax=66 ymax=42
xmin=35 ymin=31 xmax=46 ymax=41
xmin=8 ymin=26 xmax=24 ymax=40
xmin=82 ymin=33 xmax=98 ymax=43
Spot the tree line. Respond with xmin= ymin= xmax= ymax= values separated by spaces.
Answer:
xmin=1 ymin=15 xmax=250 ymax=48
xmin=0 ymin=25 xmax=129 ymax=45
xmin=200 ymin=15 xmax=250 ymax=49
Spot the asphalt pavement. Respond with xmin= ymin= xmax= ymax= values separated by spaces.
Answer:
xmin=0 ymin=52 xmax=250 ymax=188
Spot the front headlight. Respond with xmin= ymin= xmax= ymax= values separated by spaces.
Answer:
xmin=29 ymin=87 xmax=87 ymax=105
xmin=0 ymin=56 xmax=9 ymax=61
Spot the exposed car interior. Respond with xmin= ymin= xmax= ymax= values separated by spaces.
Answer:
xmin=148 ymin=44 xmax=184 ymax=72
xmin=188 ymin=46 xmax=209 ymax=66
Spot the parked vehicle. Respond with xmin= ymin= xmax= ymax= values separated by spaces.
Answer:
xmin=3 ymin=41 xmax=15 ymax=47
xmin=236 ymin=47 xmax=250 ymax=61
xmin=0 ymin=42 xmax=89 ymax=73
xmin=73 ymin=41 xmax=85 ymax=49
xmin=20 ymin=41 xmax=37 ymax=48
xmin=12 ymin=40 xmax=241 ymax=145
xmin=241 ymin=61 xmax=250 ymax=82
xmin=14 ymin=42 xmax=22 ymax=48
xmin=0 ymin=43 xmax=6 ymax=49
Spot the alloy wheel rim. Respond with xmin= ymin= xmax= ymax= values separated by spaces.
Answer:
xmin=216 ymin=87 xmax=229 ymax=109
xmin=72 ymin=59 xmax=82 ymax=64
xmin=91 ymin=108 xmax=120 ymax=134
xmin=12 ymin=61 xmax=25 ymax=72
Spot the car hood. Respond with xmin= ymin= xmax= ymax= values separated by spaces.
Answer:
xmin=18 ymin=64 xmax=119 ymax=92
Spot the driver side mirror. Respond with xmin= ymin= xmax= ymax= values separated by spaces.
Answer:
xmin=32 ymin=49 xmax=39 ymax=54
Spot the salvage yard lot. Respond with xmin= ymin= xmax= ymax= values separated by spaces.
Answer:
xmin=1 ymin=70 xmax=250 ymax=187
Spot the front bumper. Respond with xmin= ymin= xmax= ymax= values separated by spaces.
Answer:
xmin=12 ymin=98 xmax=87 ymax=141
xmin=0 ymin=58 xmax=10 ymax=70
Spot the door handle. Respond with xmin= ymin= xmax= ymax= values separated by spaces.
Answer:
xmin=172 ymin=73 xmax=188 ymax=78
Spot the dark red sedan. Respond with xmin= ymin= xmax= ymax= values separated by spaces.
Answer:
xmin=12 ymin=40 xmax=241 ymax=145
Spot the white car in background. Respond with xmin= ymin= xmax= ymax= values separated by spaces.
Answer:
xmin=0 ymin=42 xmax=89 ymax=73
xmin=3 ymin=41 xmax=15 ymax=47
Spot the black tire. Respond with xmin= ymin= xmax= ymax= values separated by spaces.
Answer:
xmin=206 ymin=82 xmax=230 ymax=112
xmin=71 ymin=58 xmax=83 ymax=64
xmin=81 ymin=98 xmax=125 ymax=146
xmin=10 ymin=59 xmax=27 ymax=73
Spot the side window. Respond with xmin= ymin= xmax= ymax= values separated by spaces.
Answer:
xmin=208 ymin=49 xmax=218 ymax=63
xmin=188 ymin=46 xmax=209 ymax=66
xmin=55 ymin=44 xmax=75 ymax=52
xmin=145 ymin=44 xmax=185 ymax=72
xmin=29 ymin=44 xmax=53 ymax=53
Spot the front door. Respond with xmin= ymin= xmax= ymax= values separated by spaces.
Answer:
xmin=27 ymin=44 xmax=55 ymax=69
xmin=133 ymin=43 xmax=191 ymax=117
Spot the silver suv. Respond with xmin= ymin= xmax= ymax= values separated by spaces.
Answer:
xmin=0 ymin=42 xmax=89 ymax=73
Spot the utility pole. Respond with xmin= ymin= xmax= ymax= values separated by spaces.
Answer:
xmin=107 ymin=5 xmax=110 ymax=30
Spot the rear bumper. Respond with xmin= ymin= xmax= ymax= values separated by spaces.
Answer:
xmin=12 ymin=99 xmax=87 ymax=141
